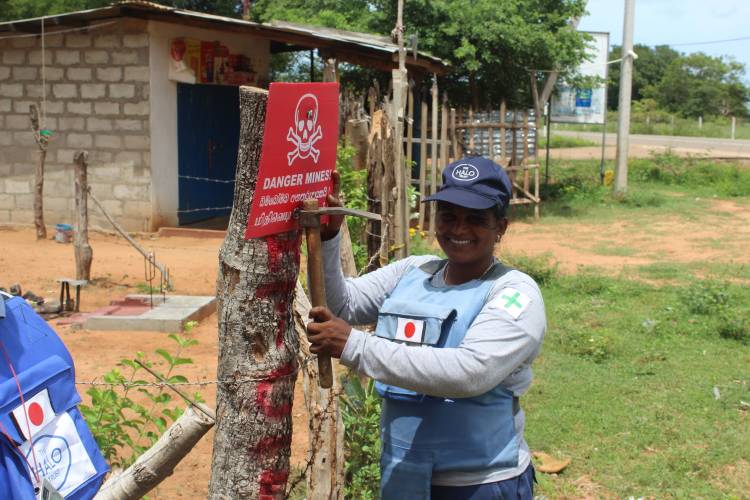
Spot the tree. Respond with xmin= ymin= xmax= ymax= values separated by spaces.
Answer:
xmin=251 ymin=0 xmax=590 ymax=109
xmin=607 ymin=44 xmax=680 ymax=110
xmin=647 ymin=53 xmax=749 ymax=118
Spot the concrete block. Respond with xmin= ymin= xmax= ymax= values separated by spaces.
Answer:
xmin=84 ymin=50 xmax=109 ymax=65
xmin=67 ymin=67 xmax=92 ymax=81
xmin=90 ymin=150 xmax=113 ymax=163
xmin=2 ymin=50 xmax=25 ymax=65
xmin=43 ymin=101 xmax=64 ymax=114
xmin=0 ymin=194 xmax=13 ymax=209
xmin=0 ymin=210 xmax=9 ymax=222
xmin=11 ymin=37 xmax=37 ymax=49
xmin=95 ymin=135 xmax=122 ymax=149
xmin=53 ymin=83 xmax=78 ymax=99
xmin=56 ymin=149 xmax=77 ymax=164
xmin=0 ymin=83 xmax=23 ymax=98
xmin=94 ymin=102 xmax=119 ymax=115
xmin=113 ymin=183 xmax=148 ymax=201
xmin=123 ymin=134 xmax=149 ymax=150
xmin=0 ymin=149 xmax=31 ymax=163
xmin=12 ymin=131 xmax=36 ymax=147
xmin=12 ymin=67 xmax=37 ymax=80
xmin=25 ymin=84 xmax=50 ymax=99
xmin=65 ymin=34 xmax=91 ymax=48
xmin=45 ymin=196 xmax=72 ymax=211
xmin=123 ymin=101 xmax=149 ymax=116
xmin=58 ymin=117 xmax=85 ymax=131
xmin=14 ymin=193 xmax=33 ymax=209
xmin=0 ymin=132 xmax=11 ymax=146
xmin=114 ymin=119 xmax=142 ymax=131
xmin=67 ymin=101 xmax=92 ymax=115
xmin=96 ymin=67 xmax=122 ymax=82
xmin=112 ymin=51 xmax=140 ymax=65
xmin=28 ymin=50 xmax=44 ymax=65
xmin=0 ymin=98 xmax=10 ymax=112
xmin=10 ymin=209 xmax=33 ymax=223
xmin=124 ymin=66 xmax=149 ymax=82
xmin=0 ymin=164 xmax=10 ymax=176
xmin=0 ymin=67 xmax=9 ymax=80
xmin=5 ymin=114 xmax=28 ymax=130
xmin=5 ymin=179 xmax=30 ymax=194
xmin=123 ymin=200 xmax=152 ymax=217
xmin=88 ymin=182 xmax=113 ymax=198
xmin=123 ymin=33 xmax=149 ymax=48
xmin=141 ymin=84 xmax=149 ymax=100
xmin=12 ymin=100 xmax=35 ymax=114
xmin=87 ymin=117 xmax=113 ymax=132
xmin=81 ymin=83 xmax=106 ymax=99
xmin=90 ymin=165 xmax=123 ymax=182
xmin=42 ymin=67 xmax=64 ymax=81
xmin=55 ymin=50 xmax=81 ymax=65
xmin=94 ymin=34 xmax=120 ymax=48
xmin=109 ymin=83 xmax=135 ymax=98
xmin=67 ymin=133 xmax=93 ymax=148
xmin=114 ymin=151 xmax=141 ymax=163
xmin=100 ymin=198 xmax=123 ymax=216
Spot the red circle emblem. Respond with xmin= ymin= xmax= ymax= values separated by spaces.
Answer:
xmin=28 ymin=402 xmax=44 ymax=426
xmin=404 ymin=322 xmax=416 ymax=338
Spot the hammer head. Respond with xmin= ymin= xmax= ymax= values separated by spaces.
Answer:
xmin=297 ymin=199 xmax=382 ymax=228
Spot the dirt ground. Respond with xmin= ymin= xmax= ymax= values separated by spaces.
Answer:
xmin=0 ymin=197 xmax=748 ymax=497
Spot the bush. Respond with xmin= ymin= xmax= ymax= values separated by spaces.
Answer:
xmin=502 ymin=253 xmax=559 ymax=285
xmin=558 ymin=327 xmax=614 ymax=363
xmin=340 ymin=375 xmax=381 ymax=499
xmin=718 ymin=314 xmax=749 ymax=342
xmin=679 ymin=280 xmax=730 ymax=315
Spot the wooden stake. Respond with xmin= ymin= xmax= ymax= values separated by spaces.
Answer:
xmin=418 ymin=99 xmax=428 ymax=230
xmin=301 ymin=198 xmax=334 ymax=389
xmin=500 ymin=100 xmax=507 ymax=165
xmin=440 ymin=94 xmax=449 ymax=176
xmin=29 ymin=104 xmax=47 ymax=240
xmin=429 ymin=78 xmax=438 ymax=236
xmin=74 ymin=151 xmax=92 ymax=281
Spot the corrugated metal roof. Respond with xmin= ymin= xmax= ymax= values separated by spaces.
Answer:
xmin=0 ymin=1 xmax=448 ymax=74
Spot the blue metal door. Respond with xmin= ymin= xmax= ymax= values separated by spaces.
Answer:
xmin=177 ymin=83 xmax=240 ymax=225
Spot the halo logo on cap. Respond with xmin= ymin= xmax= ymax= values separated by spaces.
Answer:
xmin=451 ymin=163 xmax=479 ymax=182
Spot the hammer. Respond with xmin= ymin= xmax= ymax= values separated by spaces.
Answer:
xmin=299 ymin=199 xmax=382 ymax=388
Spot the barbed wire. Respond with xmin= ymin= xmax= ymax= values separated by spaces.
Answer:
xmin=0 ymin=21 xmax=117 ymax=40
xmin=179 ymin=175 xmax=236 ymax=184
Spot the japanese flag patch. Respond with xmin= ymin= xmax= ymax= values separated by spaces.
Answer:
xmin=490 ymin=287 xmax=532 ymax=320
xmin=395 ymin=317 xmax=425 ymax=344
xmin=12 ymin=388 xmax=56 ymax=441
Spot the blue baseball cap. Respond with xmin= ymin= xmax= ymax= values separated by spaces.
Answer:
xmin=422 ymin=156 xmax=512 ymax=210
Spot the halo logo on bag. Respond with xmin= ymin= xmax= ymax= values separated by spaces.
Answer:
xmin=12 ymin=388 xmax=55 ymax=440
xmin=21 ymin=412 xmax=96 ymax=497
xmin=451 ymin=163 xmax=479 ymax=182
xmin=395 ymin=317 xmax=425 ymax=344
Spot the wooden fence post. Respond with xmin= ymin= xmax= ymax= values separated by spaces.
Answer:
xmin=500 ymin=101 xmax=507 ymax=165
xmin=429 ymin=79 xmax=438 ymax=236
xmin=74 ymin=151 xmax=92 ymax=281
xmin=208 ymin=87 xmax=300 ymax=499
xmin=29 ymin=104 xmax=48 ymax=240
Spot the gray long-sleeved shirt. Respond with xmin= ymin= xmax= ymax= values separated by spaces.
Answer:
xmin=322 ymin=232 xmax=547 ymax=486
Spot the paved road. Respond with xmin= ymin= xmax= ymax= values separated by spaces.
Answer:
xmin=554 ymin=130 xmax=750 ymax=158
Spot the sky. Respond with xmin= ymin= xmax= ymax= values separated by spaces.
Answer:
xmin=579 ymin=0 xmax=750 ymax=75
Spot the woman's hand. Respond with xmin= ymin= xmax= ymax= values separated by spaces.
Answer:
xmin=320 ymin=170 xmax=344 ymax=241
xmin=307 ymin=306 xmax=352 ymax=358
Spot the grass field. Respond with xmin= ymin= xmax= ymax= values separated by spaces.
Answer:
xmin=539 ymin=134 xmax=599 ymax=149
xmin=505 ymin=153 xmax=750 ymax=497
xmin=553 ymin=114 xmax=750 ymax=140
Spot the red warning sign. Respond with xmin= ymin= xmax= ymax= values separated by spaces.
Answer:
xmin=244 ymin=82 xmax=339 ymax=239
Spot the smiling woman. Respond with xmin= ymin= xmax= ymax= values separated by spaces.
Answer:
xmin=307 ymin=156 xmax=548 ymax=500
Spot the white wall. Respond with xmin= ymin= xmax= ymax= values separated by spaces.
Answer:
xmin=148 ymin=21 xmax=270 ymax=227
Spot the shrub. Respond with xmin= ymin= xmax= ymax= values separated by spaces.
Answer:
xmin=718 ymin=314 xmax=749 ymax=342
xmin=558 ymin=327 xmax=614 ymax=363
xmin=679 ymin=280 xmax=730 ymax=315
xmin=340 ymin=375 xmax=381 ymax=499
xmin=502 ymin=253 xmax=559 ymax=285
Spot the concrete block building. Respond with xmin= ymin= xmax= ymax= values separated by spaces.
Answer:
xmin=0 ymin=2 xmax=444 ymax=231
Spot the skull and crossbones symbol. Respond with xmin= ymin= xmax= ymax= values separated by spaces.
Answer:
xmin=287 ymin=93 xmax=323 ymax=165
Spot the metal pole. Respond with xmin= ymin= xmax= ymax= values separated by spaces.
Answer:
xmin=544 ymin=101 xmax=551 ymax=185
xmin=614 ymin=0 xmax=636 ymax=194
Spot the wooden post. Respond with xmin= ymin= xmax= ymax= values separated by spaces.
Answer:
xmin=468 ymin=107 xmax=475 ymax=151
xmin=301 ymin=198 xmax=334 ymax=389
xmin=74 ymin=151 xmax=92 ymax=281
xmin=29 ymin=104 xmax=47 ymax=240
xmin=500 ymin=101 xmax=507 ymax=166
xmin=208 ymin=87 xmax=299 ymax=498
xmin=429 ymin=79 xmax=438 ymax=236
xmin=293 ymin=283 xmax=345 ymax=500
xmin=418 ymin=99 xmax=428 ymax=230
xmin=731 ymin=116 xmax=736 ymax=140
xmin=440 ymin=94 xmax=449 ymax=175
xmin=406 ymin=83 xmax=414 ymax=171
xmin=511 ymin=111 xmax=518 ymax=167
xmin=450 ymin=107 xmax=458 ymax=161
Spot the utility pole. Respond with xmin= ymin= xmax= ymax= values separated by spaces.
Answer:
xmin=614 ymin=0 xmax=636 ymax=194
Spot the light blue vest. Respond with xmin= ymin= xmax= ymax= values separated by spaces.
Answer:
xmin=374 ymin=260 xmax=521 ymax=499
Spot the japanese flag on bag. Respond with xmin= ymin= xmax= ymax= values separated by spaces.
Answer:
xmin=395 ymin=317 xmax=425 ymax=344
xmin=12 ymin=388 xmax=55 ymax=440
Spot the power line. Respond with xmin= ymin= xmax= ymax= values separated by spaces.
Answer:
xmin=656 ymin=35 xmax=750 ymax=47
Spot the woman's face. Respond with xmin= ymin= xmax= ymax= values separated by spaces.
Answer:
xmin=435 ymin=202 xmax=507 ymax=266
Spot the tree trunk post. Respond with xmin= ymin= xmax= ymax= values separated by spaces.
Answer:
xmin=29 ymin=103 xmax=47 ymax=240
xmin=208 ymin=87 xmax=300 ymax=499
xmin=74 ymin=151 xmax=92 ymax=281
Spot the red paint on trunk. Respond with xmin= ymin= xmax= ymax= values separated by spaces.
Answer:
xmin=265 ymin=235 xmax=300 ymax=275
xmin=256 ymin=381 xmax=292 ymax=420
xmin=254 ymin=280 xmax=296 ymax=346
xmin=254 ymin=434 xmax=292 ymax=454
xmin=259 ymin=469 xmax=289 ymax=497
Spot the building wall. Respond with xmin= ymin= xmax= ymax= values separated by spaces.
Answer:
xmin=0 ymin=19 xmax=153 ymax=231
xmin=148 ymin=20 xmax=270 ymax=228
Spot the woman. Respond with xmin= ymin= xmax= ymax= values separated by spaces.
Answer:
xmin=307 ymin=156 xmax=546 ymax=499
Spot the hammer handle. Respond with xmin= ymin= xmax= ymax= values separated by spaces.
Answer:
xmin=302 ymin=199 xmax=334 ymax=389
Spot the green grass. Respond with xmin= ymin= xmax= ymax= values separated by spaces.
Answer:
xmin=527 ymin=271 xmax=750 ymax=497
xmin=539 ymin=134 xmax=599 ymax=149
xmin=554 ymin=114 xmax=750 ymax=140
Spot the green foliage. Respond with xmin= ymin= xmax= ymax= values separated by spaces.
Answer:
xmin=251 ymin=0 xmax=590 ymax=107
xmin=679 ymin=280 xmax=731 ymax=315
xmin=538 ymin=134 xmax=598 ymax=149
xmin=557 ymin=327 xmax=615 ymax=363
xmin=79 ymin=328 xmax=203 ymax=469
xmin=717 ymin=314 xmax=749 ymax=342
xmin=336 ymin=144 xmax=370 ymax=271
xmin=501 ymin=252 xmax=559 ymax=286
xmin=340 ymin=375 xmax=381 ymax=499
